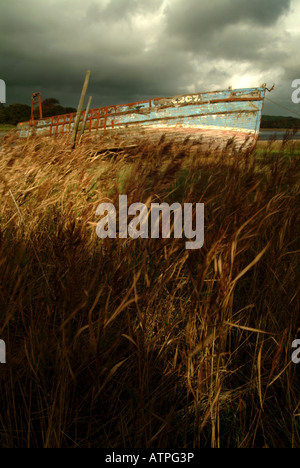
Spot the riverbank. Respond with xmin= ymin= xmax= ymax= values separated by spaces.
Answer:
xmin=0 ymin=125 xmax=15 ymax=142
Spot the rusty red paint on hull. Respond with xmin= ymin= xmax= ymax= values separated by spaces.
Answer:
xmin=16 ymin=85 xmax=267 ymax=151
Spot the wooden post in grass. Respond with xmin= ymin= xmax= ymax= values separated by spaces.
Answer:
xmin=79 ymin=95 xmax=92 ymax=143
xmin=70 ymin=70 xmax=91 ymax=148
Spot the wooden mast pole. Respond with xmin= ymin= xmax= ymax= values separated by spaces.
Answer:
xmin=79 ymin=95 xmax=92 ymax=143
xmin=70 ymin=70 xmax=91 ymax=148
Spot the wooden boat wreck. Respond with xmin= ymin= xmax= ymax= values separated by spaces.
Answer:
xmin=16 ymin=84 xmax=268 ymax=152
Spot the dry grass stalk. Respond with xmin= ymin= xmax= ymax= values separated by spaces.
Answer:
xmin=0 ymin=132 xmax=299 ymax=447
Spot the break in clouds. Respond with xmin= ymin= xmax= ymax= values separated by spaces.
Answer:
xmin=0 ymin=0 xmax=299 ymax=115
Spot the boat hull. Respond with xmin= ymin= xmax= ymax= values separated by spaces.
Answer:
xmin=16 ymin=86 xmax=266 ymax=151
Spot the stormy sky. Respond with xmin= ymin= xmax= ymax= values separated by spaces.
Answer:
xmin=1 ymin=0 xmax=300 ymax=116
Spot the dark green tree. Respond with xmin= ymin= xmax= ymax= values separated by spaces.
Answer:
xmin=1 ymin=104 xmax=31 ymax=125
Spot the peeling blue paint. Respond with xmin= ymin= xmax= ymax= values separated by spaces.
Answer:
xmin=16 ymin=86 xmax=266 ymax=150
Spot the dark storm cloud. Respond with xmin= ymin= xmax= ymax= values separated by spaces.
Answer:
xmin=0 ymin=0 xmax=298 ymax=116
xmin=163 ymin=0 xmax=291 ymax=56
xmin=166 ymin=0 xmax=291 ymax=36
xmin=0 ymin=0 xmax=168 ymax=106
xmin=85 ymin=0 xmax=162 ymax=22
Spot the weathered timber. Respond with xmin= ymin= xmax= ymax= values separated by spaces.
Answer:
xmin=16 ymin=85 xmax=268 ymax=152
xmin=70 ymin=70 xmax=91 ymax=148
xmin=79 ymin=95 xmax=92 ymax=141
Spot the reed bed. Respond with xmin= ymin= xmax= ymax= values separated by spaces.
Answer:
xmin=0 ymin=131 xmax=299 ymax=448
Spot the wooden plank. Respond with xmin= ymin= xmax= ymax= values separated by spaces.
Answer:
xmin=70 ymin=70 xmax=91 ymax=148
xmin=79 ymin=95 xmax=92 ymax=140
xmin=15 ymin=85 xmax=267 ymax=152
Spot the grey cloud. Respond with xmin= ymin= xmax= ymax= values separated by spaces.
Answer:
xmin=86 ymin=0 xmax=163 ymax=22
xmin=164 ymin=0 xmax=291 ymax=50
xmin=0 ymin=0 xmax=298 ymax=117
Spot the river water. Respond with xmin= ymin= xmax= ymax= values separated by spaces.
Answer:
xmin=258 ymin=129 xmax=300 ymax=140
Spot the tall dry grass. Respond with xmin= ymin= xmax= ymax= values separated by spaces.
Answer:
xmin=0 ymin=132 xmax=299 ymax=448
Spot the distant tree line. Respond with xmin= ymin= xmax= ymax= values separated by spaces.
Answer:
xmin=0 ymin=98 xmax=76 ymax=126
xmin=261 ymin=115 xmax=300 ymax=129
